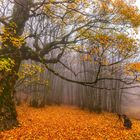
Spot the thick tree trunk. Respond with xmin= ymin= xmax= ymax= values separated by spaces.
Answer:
xmin=0 ymin=75 xmax=18 ymax=130
xmin=0 ymin=57 xmax=21 ymax=130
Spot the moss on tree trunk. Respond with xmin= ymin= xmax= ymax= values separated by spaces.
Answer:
xmin=0 ymin=74 xmax=19 ymax=131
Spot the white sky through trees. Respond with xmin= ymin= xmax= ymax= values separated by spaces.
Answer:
xmin=136 ymin=0 xmax=140 ymax=9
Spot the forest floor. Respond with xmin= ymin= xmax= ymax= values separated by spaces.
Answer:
xmin=0 ymin=104 xmax=140 ymax=140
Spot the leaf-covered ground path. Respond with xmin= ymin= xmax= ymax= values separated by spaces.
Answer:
xmin=0 ymin=105 xmax=140 ymax=140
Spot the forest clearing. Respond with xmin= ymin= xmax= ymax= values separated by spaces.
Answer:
xmin=0 ymin=104 xmax=140 ymax=140
xmin=1 ymin=0 xmax=140 ymax=139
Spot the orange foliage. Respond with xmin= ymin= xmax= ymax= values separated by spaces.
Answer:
xmin=80 ymin=54 xmax=92 ymax=61
xmin=99 ymin=0 xmax=140 ymax=27
xmin=125 ymin=62 xmax=140 ymax=77
xmin=113 ymin=0 xmax=140 ymax=27
xmin=0 ymin=105 xmax=140 ymax=140
xmin=125 ymin=62 xmax=140 ymax=73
